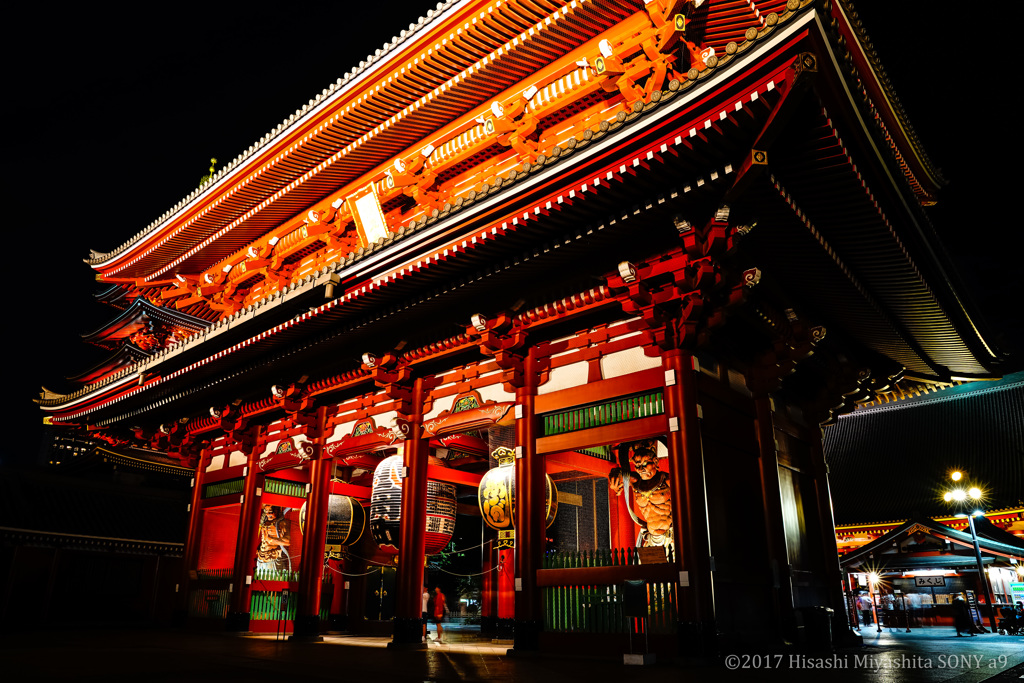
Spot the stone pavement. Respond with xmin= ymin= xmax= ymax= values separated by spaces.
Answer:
xmin=3 ymin=624 xmax=1021 ymax=682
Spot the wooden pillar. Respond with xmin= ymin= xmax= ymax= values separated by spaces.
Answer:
xmin=226 ymin=433 xmax=262 ymax=632
xmin=496 ymin=547 xmax=516 ymax=639
xmin=809 ymin=434 xmax=859 ymax=644
xmin=612 ymin=485 xmax=638 ymax=549
xmin=292 ymin=431 xmax=332 ymax=640
xmin=513 ymin=353 xmax=543 ymax=651
xmin=175 ymin=447 xmax=211 ymax=623
xmin=327 ymin=556 xmax=347 ymax=631
xmin=753 ymin=396 xmax=796 ymax=642
xmin=480 ymin=531 xmax=497 ymax=636
xmin=662 ymin=349 xmax=716 ymax=657
xmin=391 ymin=377 xmax=429 ymax=646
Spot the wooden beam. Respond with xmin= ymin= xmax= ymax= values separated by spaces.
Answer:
xmin=426 ymin=463 xmax=483 ymax=488
xmin=536 ymin=415 xmax=667 ymax=455
xmin=534 ymin=367 xmax=663 ymax=414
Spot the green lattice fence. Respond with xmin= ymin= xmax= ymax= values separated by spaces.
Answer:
xmin=188 ymin=589 xmax=229 ymax=619
xmin=250 ymin=591 xmax=297 ymax=621
xmin=264 ymin=478 xmax=307 ymax=498
xmin=542 ymin=549 xmax=678 ymax=634
xmin=202 ymin=478 xmax=244 ymax=498
xmin=195 ymin=567 xmax=233 ymax=579
xmin=542 ymin=391 xmax=664 ymax=436
xmin=249 ymin=591 xmax=329 ymax=621
xmin=254 ymin=566 xmax=300 ymax=582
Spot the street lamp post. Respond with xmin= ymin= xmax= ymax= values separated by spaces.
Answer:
xmin=942 ymin=472 xmax=998 ymax=633
xmin=964 ymin=512 xmax=998 ymax=633
xmin=868 ymin=573 xmax=882 ymax=633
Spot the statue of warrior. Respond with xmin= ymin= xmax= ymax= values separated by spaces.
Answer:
xmin=257 ymin=505 xmax=292 ymax=572
xmin=608 ymin=439 xmax=673 ymax=554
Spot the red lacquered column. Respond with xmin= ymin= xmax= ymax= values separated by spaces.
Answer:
xmin=226 ymin=433 xmax=262 ymax=632
xmin=176 ymin=447 xmax=211 ymax=623
xmin=513 ymin=355 xmax=542 ymax=651
xmin=662 ymin=349 xmax=715 ymax=656
xmin=391 ymin=377 xmax=428 ymax=646
xmin=293 ymin=408 xmax=331 ymax=640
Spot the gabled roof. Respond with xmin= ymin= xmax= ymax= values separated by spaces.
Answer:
xmin=840 ymin=516 xmax=1024 ymax=569
xmin=80 ymin=297 xmax=211 ymax=347
xmin=85 ymin=0 xmax=653 ymax=282
xmin=66 ymin=343 xmax=152 ymax=384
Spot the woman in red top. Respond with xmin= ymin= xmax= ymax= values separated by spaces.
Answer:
xmin=432 ymin=586 xmax=447 ymax=644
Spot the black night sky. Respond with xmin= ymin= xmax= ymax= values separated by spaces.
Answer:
xmin=4 ymin=3 xmax=1019 ymax=466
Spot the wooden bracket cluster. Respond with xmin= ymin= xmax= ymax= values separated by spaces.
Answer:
xmin=362 ymin=351 xmax=414 ymax=415
xmin=467 ymin=311 xmax=528 ymax=390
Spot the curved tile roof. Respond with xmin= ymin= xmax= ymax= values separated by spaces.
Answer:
xmin=833 ymin=0 xmax=946 ymax=192
xmin=85 ymin=0 xmax=642 ymax=281
xmin=824 ymin=373 xmax=1024 ymax=526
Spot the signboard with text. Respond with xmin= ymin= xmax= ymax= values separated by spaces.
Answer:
xmin=914 ymin=576 xmax=946 ymax=587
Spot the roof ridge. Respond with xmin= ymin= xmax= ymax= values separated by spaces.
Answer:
xmin=84 ymin=0 xmax=465 ymax=267
xmin=836 ymin=0 xmax=946 ymax=188
xmin=845 ymin=374 xmax=1024 ymax=417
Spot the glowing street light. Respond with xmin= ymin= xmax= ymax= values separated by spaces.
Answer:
xmin=867 ymin=572 xmax=882 ymax=633
xmin=942 ymin=471 xmax=997 ymax=633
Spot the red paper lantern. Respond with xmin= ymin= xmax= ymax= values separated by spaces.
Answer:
xmin=477 ymin=449 xmax=558 ymax=531
xmin=370 ymin=454 xmax=456 ymax=555
xmin=299 ymin=494 xmax=366 ymax=552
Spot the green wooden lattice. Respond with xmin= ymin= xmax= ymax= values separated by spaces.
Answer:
xmin=264 ymin=478 xmax=307 ymax=498
xmin=542 ymin=391 xmax=664 ymax=436
xmin=202 ymin=478 xmax=244 ymax=499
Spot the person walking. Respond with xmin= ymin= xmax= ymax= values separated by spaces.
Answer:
xmin=422 ymin=586 xmax=431 ymax=642
xmin=433 ymin=586 xmax=447 ymax=644
xmin=953 ymin=595 xmax=974 ymax=636
xmin=857 ymin=594 xmax=873 ymax=628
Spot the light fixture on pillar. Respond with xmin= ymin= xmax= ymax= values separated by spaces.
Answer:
xmin=942 ymin=471 xmax=997 ymax=633
xmin=369 ymin=454 xmax=456 ymax=555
